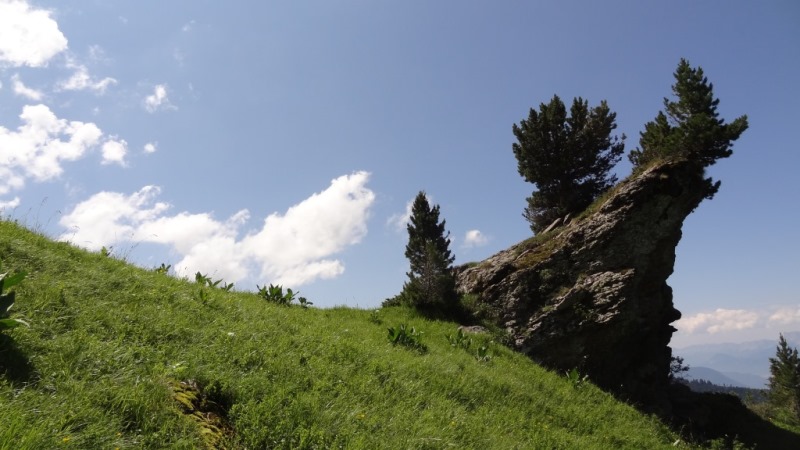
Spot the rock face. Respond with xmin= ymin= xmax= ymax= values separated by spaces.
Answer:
xmin=456 ymin=160 xmax=709 ymax=411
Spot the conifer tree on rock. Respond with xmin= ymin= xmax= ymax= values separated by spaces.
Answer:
xmin=629 ymin=58 xmax=749 ymax=198
xmin=768 ymin=334 xmax=800 ymax=422
xmin=512 ymin=95 xmax=625 ymax=233
xmin=385 ymin=192 xmax=458 ymax=316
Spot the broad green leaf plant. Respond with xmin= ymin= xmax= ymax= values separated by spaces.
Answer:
xmin=0 ymin=261 xmax=28 ymax=331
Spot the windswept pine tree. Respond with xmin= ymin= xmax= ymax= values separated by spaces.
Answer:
xmin=512 ymin=95 xmax=625 ymax=233
xmin=629 ymin=58 xmax=749 ymax=198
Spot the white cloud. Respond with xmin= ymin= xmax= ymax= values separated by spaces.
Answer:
xmin=143 ymin=84 xmax=173 ymax=113
xmin=241 ymin=172 xmax=375 ymax=285
xmin=58 ymin=61 xmax=117 ymax=94
xmin=101 ymin=138 xmax=127 ymax=166
xmin=11 ymin=73 xmax=44 ymax=100
xmin=387 ymin=193 xmax=434 ymax=233
xmin=143 ymin=142 xmax=157 ymax=154
xmin=676 ymin=308 xmax=760 ymax=334
xmin=0 ymin=104 xmax=103 ymax=195
xmin=59 ymin=186 xmax=170 ymax=248
xmin=462 ymin=229 xmax=489 ymax=248
xmin=387 ymin=199 xmax=413 ymax=232
xmin=769 ymin=306 xmax=800 ymax=326
xmin=0 ymin=196 xmax=20 ymax=211
xmin=59 ymin=172 xmax=376 ymax=287
xmin=182 ymin=20 xmax=196 ymax=32
xmin=0 ymin=0 xmax=68 ymax=67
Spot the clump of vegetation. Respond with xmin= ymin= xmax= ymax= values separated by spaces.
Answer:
xmin=0 ymin=260 xmax=27 ymax=331
xmin=154 ymin=263 xmax=171 ymax=275
xmin=196 ymin=272 xmax=234 ymax=292
xmin=566 ymin=368 xmax=590 ymax=390
xmin=475 ymin=345 xmax=492 ymax=363
xmin=256 ymin=283 xmax=311 ymax=307
xmin=512 ymin=95 xmax=625 ymax=233
xmin=446 ymin=328 xmax=472 ymax=351
xmin=387 ymin=324 xmax=426 ymax=353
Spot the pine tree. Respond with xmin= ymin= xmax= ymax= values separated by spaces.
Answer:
xmin=629 ymin=59 xmax=749 ymax=198
xmin=385 ymin=192 xmax=458 ymax=316
xmin=768 ymin=334 xmax=800 ymax=421
xmin=512 ymin=95 xmax=625 ymax=233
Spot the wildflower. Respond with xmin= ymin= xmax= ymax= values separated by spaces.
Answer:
xmin=62 ymin=436 xmax=71 ymax=443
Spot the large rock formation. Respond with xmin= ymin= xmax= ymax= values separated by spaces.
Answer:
xmin=456 ymin=159 xmax=710 ymax=411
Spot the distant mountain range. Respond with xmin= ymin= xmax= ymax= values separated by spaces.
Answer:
xmin=673 ymin=332 xmax=800 ymax=389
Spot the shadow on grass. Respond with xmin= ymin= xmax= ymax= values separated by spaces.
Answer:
xmin=0 ymin=334 xmax=34 ymax=383
xmin=669 ymin=384 xmax=800 ymax=448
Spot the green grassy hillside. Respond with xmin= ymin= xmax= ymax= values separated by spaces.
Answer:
xmin=0 ymin=219 xmax=688 ymax=449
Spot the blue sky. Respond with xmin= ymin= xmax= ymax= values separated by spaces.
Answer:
xmin=0 ymin=0 xmax=798 ymax=347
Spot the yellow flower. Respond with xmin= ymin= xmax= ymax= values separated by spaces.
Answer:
xmin=62 ymin=436 xmax=71 ymax=443
xmin=450 ymin=421 xmax=457 ymax=427
xmin=356 ymin=413 xmax=366 ymax=420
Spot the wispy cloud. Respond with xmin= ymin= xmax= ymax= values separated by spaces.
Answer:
xmin=462 ymin=229 xmax=489 ymax=248
xmin=59 ymin=172 xmax=376 ymax=287
xmin=0 ymin=0 xmax=68 ymax=68
xmin=11 ymin=74 xmax=44 ymax=100
xmin=386 ymin=193 xmax=434 ymax=233
xmin=0 ymin=104 xmax=103 ymax=197
xmin=677 ymin=308 xmax=760 ymax=334
xmin=769 ymin=306 xmax=800 ymax=326
xmin=58 ymin=60 xmax=117 ymax=94
xmin=143 ymin=84 xmax=173 ymax=113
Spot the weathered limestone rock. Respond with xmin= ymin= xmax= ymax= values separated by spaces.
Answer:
xmin=456 ymin=160 xmax=709 ymax=411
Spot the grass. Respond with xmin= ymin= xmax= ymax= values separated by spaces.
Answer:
xmin=0 ymin=219 xmax=692 ymax=449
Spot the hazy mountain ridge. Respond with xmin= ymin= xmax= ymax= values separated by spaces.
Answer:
xmin=674 ymin=332 xmax=800 ymax=388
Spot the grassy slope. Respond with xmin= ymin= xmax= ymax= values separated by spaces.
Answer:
xmin=0 ymin=220 xmax=686 ymax=449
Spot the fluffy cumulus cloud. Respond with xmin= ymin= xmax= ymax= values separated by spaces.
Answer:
xmin=0 ymin=196 xmax=20 ymax=211
xmin=0 ymin=104 xmax=103 ymax=196
xmin=59 ymin=172 xmax=375 ymax=286
xmin=144 ymin=84 xmax=172 ymax=112
xmin=462 ymin=229 xmax=488 ymax=248
xmin=677 ymin=308 xmax=761 ymax=334
xmin=0 ymin=0 xmax=68 ymax=68
xmin=101 ymin=138 xmax=127 ymax=166
xmin=11 ymin=73 xmax=44 ymax=100
xmin=143 ymin=142 xmax=157 ymax=154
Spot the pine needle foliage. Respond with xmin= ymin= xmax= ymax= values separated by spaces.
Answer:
xmin=512 ymin=95 xmax=625 ymax=233
xmin=768 ymin=334 xmax=800 ymax=423
xmin=385 ymin=192 xmax=459 ymax=318
xmin=629 ymin=58 xmax=749 ymax=198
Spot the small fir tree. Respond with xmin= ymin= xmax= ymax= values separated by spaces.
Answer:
xmin=512 ymin=95 xmax=625 ymax=233
xmin=386 ymin=192 xmax=458 ymax=316
xmin=629 ymin=59 xmax=749 ymax=198
xmin=768 ymin=334 xmax=800 ymax=421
